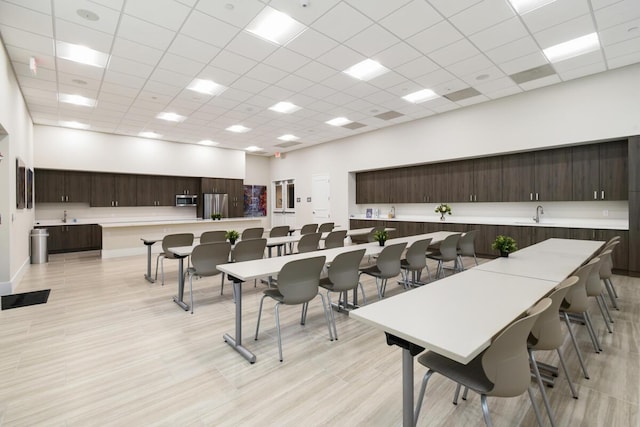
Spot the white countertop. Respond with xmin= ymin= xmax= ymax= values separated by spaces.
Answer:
xmin=349 ymin=214 xmax=628 ymax=230
xmin=35 ymin=217 xmax=260 ymax=228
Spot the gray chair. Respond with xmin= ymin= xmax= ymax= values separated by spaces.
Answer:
xmin=323 ymin=229 xmax=347 ymax=249
xmin=241 ymin=227 xmax=264 ymax=240
xmin=154 ymin=233 xmax=194 ymax=285
xmin=220 ymin=238 xmax=267 ymax=295
xmin=599 ymin=240 xmax=620 ymax=309
xmin=300 ymin=223 xmax=318 ymax=235
xmin=270 ymin=225 xmax=290 ymax=255
xmin=359 ymin=242 xmax=407 ymax=299
xmin=528 ymin=276 xmax=580 ymax=427
xmin=427 ymin=233 xmax=461 ymax=279
xmin=318 ymin=222 xmax=334 ymax=233
xmin=185 ymin=242 xmax=231 ymax=314
xmin=297 ymin=232 xmax=321 ymax=253
xmin=319 ymin=248 xmax=366 ymax=339
xmin=457 ymin=230 xmax=478 ymax=270
xmin=400 ymin=238 xmax=432 ymax=288
xmin=560 ymin=258 xmax=600 ymax=379
xmin=585 ymin=254 xmax=614 ymax=334
xmin=254 ymin=256 xmax=332 ymax=362
xmin=414 ymin=298 xmax=552 ymax=427
xmin=200 ymin=230 xmax=226 ymax=243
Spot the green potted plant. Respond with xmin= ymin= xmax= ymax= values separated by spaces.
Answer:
xmin=373 ymin=229 xmax=388 ymax=246
xmin=225 ymin=230 xmax=240 ymax=244
xmin=435 ymin=203 xmax=452 ymax=220
xmin=492 ymin=235 xmax=517 ymax=257
xmin=211 ymin=213 xmax=222 ymax=220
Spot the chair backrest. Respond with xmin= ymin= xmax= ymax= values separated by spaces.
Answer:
xmin=439 ymin=234 xmax=461 ymax=261
xmin=367 ymin=226 xmax=385 ymax=243
xmin=162 ymin=233 xmax=194 ymax=259
xmin=324 ymin=230 xmax=347 ymax=249
xmin=200 ymin=230 xmax=226 ymax=243
xmin=327 ymin=249 xmax=366 ymax=292
xmin=241 ymin=227 xmax=264 ymax=240
xmin=376 ymin=242 xmax=408 ymax=278
xmin=585 ymin=256 xmax=603 ymax=297
xmin=298 ymin=232 xmax=322 ymax=253
xmin=269 ymin=226 xmax=290 ymax=238
xmin=190 ymin=242 xmax=231 ymax=277
xmin=482 ymin=298 xmax=551 ymax=397
xmin=300 ymin=223 xmax=318 ymax=235
xmin=318 ymin=222 xmax=335 ymax=233
xmin=598 ymin=249 xmax=614 ymax=280
xmin=277 ymin=256 xmax=326 ymax=304
xmin=529 ymin=276 xmax=578 ymax=351
xmin=458 ymin=230 xmax=477 ymax=257
xmin=404 ymin=238 xmax=432 ymax=269
xmin=563 ymin=258 xmax=598 ymax=312
xmin=232 ymin=238 xmax=267 ymax=262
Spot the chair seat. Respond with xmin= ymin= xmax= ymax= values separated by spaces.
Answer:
xmin=360 ymin=265 xmax=383 ymax=277
xmin=426 ymin=251 xmax=444 ymax=260
xmin=318 ymin=276 xmax=335 ymax=291
xmin=263 ymin=288 xmax=284 ymax=302
xmin=418 ymin=350 xmax=493 ymax=394
xmin=400 ymin=259 xmax=422 ymax=271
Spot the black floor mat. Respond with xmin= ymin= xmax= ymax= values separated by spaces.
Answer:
xmin=1 ymin=289 xmax=51 ymax=310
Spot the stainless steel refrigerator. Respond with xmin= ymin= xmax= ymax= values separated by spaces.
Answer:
xmin=203 ymin=193 xmax=228 ymax=219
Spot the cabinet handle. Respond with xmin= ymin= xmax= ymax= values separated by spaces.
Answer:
xmin=530 ymin=193 xmax=533 ymax=201
xmin=536 ymin=193 xmax=539 ymax=201
xmin=111 ymin=201 xmax=114 ymax=207
xmin=594 ymin=191 xmax=597 ymax=200
xmin=115 ymin=201 xmax=118 ymax=207
xmin=61 ymin=196 xmax=64 ymax=202
xmin=469 ymin=194 xmax=472 ymax=202
xmin=601 ymin=190 xmax=605 ymax=200
xmin=474 ymin=195 xmax=477 ymax=202
xmin=66 ymin=195 xmax=69 ymax=202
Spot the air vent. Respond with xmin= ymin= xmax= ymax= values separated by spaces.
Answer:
xmin=509 ymin=64 xmax=556 ymax=84
xmin=342 ymin=122 xmax=366 ymax=130
xmin=443 ymin=87 xmax=481 ymax=102
xmin=374 ymin=110 xmax=404 ymax=120
xmin=274 ymin=141 xmax=302 ymax=148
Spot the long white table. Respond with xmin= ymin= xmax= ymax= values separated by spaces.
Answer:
xmin=216 ymin=231 xmax=456 ymax=364
xmin=349 ymin=238 xmax=604 ymax=427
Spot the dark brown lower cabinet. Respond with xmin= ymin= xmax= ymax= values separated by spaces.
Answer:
xmin=39 ymin=224 xmax=102 ymax=254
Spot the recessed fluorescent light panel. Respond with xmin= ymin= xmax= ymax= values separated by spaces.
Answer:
xmin=325 ymin=117 xmax=353 ymax=126
xmin=402 ymin=88 xmax=439 ymax=104
xmin=58 ymin=93 xmax=97 ymax=107
xmin=187 ymin=79 xmax=227 ymax=96
xmin=278 ymin=134 xmax=300 ymax=141
xmin=245 ymin=146 xmax=262 ymax=152
xmin=509 ymin=0 xmax=557 ymax=15
xmin=226 ymin=125 xmax=251 ymax=133
xmin=543 ymin=33 xmax=600 ymax=63
xmin=156 ymin=112 xmax=186 ymax=122
xmin=198 ymin=139 xmax=219 ymax=146
xmin=59 ymin=120 xmax=90 ymax=130
xmin=343 ymin=59 xmax=389 ymax=81
xmin=55 ymin=41 xmax=110 ymax=68
xmin=245 ymin=7 xmax=306 ymax=45
xmin=269 ymin=102 xmax=301 ymax=114
xmin=139 ymin=131 xmax=162 ymax=139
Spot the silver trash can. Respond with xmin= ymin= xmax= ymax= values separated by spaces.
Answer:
xmin=31 ymin=228 xmax=49 ymax=264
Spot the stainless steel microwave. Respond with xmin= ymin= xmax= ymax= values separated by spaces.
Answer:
xmin=176 ymin=194 xmax=197 ymax=206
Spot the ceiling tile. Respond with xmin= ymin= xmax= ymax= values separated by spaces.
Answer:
xmin=498 ymin=51 xmax=549 ymax=75
xmin=158 ymin=52 xmax=205 ymax=76
xmin=518 ymin=73 xmax=562 ymax=90
xmin=0 ymin=25 xmax=53 ymax=55
xmin=556 ymin=58 xmax=607 ymax=80
xmin=196 ymin=0 xmax=264 ymax=28
xmin=149 ymin=68 xmax=192 ymax=87
xmin=521 ymin=0 xmax=591 ymax=33
xmin=275 ymin=74 xmax=315 ymax=92
xmin=180 ymin=10 xmax=239 ymax=47
xmin=533 ymin=14 xmax=596 ymax=49
xmin=407 ymin=20 xmax=464 ymax=55
xmin=262 ymin=47 xmax=311 ymax=73
xmin=53 ymin=0 xmax=120 ymax=34
xmin=3 ymin=0 xmax=51 ymax=14
xmin=286 ymin=28 xmax=339 ymax=60
xmin=312 ymin=2 xmax=373 ymax=43
xmin=111 ymin=37 xmax=164 ymax=66
xmin=0 ymin=1 xmax=53 ymax=37
xmin=606 ymin=49 xmax=640 ymax=68
xmin=428 ymin=38 xmax=480 ymax=67
xmin=379 ymin=0 xmax=442 ymax=39
xmin=485 ymin=36 xmax=540 ymax=64
xmin=6 ymin=45 xmax=55 ymax=71
xmin=124 ymin=0 xmax=191 ymax=31
xmin=268 ymin=0 xmax=342 ymax=26
xmin=108 ymin=55 xmax=154 ymax=78
xmin=294 ymin=60 xmax=336 ymax=82
xmin=448 ymin=0 xmax=515 ymax=36
xmin=413 ymin=68 xmax=456 ymax=88
xmin=345 ymin=0 xmax=410 ymax=21
xmin=373 ymin=41 xmax=421 ymax=68
xmin=117 ymin=14 xmax=176 ymax=50
xmin=603 ymin=35 xmax=640 ymax=60
xmin=427 ymin=0 xmax=483 ymax=18
xmin=167 ymin=34 xmax=221 ymax=64
xmin=226 ymin=31 xmax=279 ymax=63
xmin=344 ymin=24 xmax=400 ymax=57
xmin=244 ymin=63 xmax=288 ymax=84
xmin=55 ymin=18 xmax=114 ymax=52
xmin=469 ymin=17 xmax=529 ymax=51
xmin=394 ymin=56 xmax=440 ymax=79
xmin=316 ymin=44 xmax=366 ymax=72
xmin=595 ymin=0 xmax=640 ymax=29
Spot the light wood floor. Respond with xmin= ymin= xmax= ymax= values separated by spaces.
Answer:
xmin=1 ymin=251 xmax=638 ymax=426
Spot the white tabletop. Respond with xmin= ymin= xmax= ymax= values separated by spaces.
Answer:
xmin=350 ymin=269 xmax=555 ymax=364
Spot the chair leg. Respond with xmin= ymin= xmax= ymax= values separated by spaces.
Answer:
xmin=462 ymin=387 xmax=469 ymax=400
xmin=189 ymin=272 xmax=195 ymax=314
xmin=154 ymin=255 xmax=162 ymax=281
xmin=424 ymin=263 xmax=432 ymax=282
xmin=583 ymin=311 xmax=602 ymax=352
xmin=380 ymin=278 xmax=389 ymax=298
xmin=358 ymin=281 xmax=367 ymax=305
xmin=326 ymin=291 xmax=338 ymax=340
xmin=556 ymin=348 xmax=578 ymax=399
xmin=529 ymin=350 xmax=557 ymax=427
xmin=603 ymin=278 xmax=619 ymax=310
xmin=275 ymin=303 xmax=283 ymax=362
xmin=453 ymin=383 xmax=462 ymax=404
xmin=562 ymin=311 xmax=590 ymax=379
xmin=526 ymin=386 xmax=545 ymax=427
xmin=600 ymin=292 xmax=614 ymax=324
xmin=414 ymin=369 xmax=434 ymax=424
xmin=160 ymin=257 xmax=165 ymax=285
xmin=375 ymin=278 xmax=383 ymax=300
xmin=473 ymin=254 xmax=479 ymax=266
xmin=595 ymin=295 xmax=613 ymax=333
xmin=300 ymin=302 xmax=309 ymax=325
xmin=480 ymin=394 xmax=493 ymax=427
xmin=220 ymin=273 xmax=225 ymax=295
xmin=254 ymin=295 xmax=268 ymax=340
xmin=318 ymin=294 xmax=334 ymax=341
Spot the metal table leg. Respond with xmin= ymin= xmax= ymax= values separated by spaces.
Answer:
xmin=385 ymin=333 xmax=425 ymax=427
xmin=223 ymin=278 xmax=257 ymax=363
xmin=143 ymin=241 xmax=156 ymax=283
xmin=173 ymin=255 xmax=189 ymax=311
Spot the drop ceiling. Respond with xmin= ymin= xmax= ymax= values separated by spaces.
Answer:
xmin=0 ymin=0 xmax=638 ymax=156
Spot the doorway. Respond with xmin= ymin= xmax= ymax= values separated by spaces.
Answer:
xmin=312 ymin=174 xmax=330 ymax=224
xmin=272 ymin=179 xmax=296 ymax=227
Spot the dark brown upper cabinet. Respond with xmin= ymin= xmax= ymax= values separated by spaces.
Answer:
xmin=91 ymin=173 xmax=137 ymax=207
xmin=572 ymin=140 xmax=627 ymax=201
xmin=35 ymin=169 xmax=91 ymax=203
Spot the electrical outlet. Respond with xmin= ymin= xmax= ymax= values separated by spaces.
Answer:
xmin=603 ymin=210 xmax=609 ymax=217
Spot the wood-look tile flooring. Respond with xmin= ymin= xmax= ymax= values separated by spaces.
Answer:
xmin=1 ymin=251 xmax=638 ymax=426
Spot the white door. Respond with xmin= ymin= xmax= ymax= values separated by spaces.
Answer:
xmin=312 ymin=174 xmax=330 ymax=224
xmin=272 ymin=179 xmax=296 ymax=228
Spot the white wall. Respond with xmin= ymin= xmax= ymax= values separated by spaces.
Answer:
xmin=0 ymin=40 xmax=35 ymax=294
xmin=269 ymin=63 xmax=640 ymax=229
xmin=34 ymin=125 xmax=246 ymax=179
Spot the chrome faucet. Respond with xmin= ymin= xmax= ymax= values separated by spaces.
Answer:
xmin=533 ymin=205 xmax=544 ymax=223
xmin=62 ymin=210 xmax=67 ymax=223
xmin=390 ymin=206 xmax=395 ymax=218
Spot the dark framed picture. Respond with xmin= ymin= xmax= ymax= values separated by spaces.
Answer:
xmin=27 ymin=168 xmax=33 ymax=209
xmin=16 ymin=157 xmax=26 ymax=209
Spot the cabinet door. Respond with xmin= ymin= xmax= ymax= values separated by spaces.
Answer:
xmin=535 ymin=148 xmax=572 ymax=201
xmin=472 ymin=224 xmax=499 ymax=256
xmin=448 ymin=160 xmax=474 ymax=202
xmin=405 ymin=165 xmax=427 ymax=203
xmin=35 ymin=169 xmax=65 ymax=203
xmin=91 ymin=173 xmax=115 ymax=207
xmin=532 ymin=226 xmax=570 ymax=244
xmin=474 ymin=157 xmax=502 ymax=202
xmin=599 ymin=140 xmax=628 ymax=200
xmin=387 ymin=168 xmax=408 ymax=203
xmin=157 ymin=176 xmax=176 ymax=206
xmin=572 ymin=144 xmax=599 ymax=201
xmin=43 ymin=226 xmax=64 ymax=253
xmin=502 ymin=153 xmax=535 ymax=202
xmin=64 ymin=171 xmax=91 ymax=203
xmin=175 ymin=177 xmax=199 ymax=195
xmin=498 ymin=225 xmax=533 ymax=251
xmin=115 ymin=174 xmax=137 ymax=206
xmin=227 ymin=179 xmax=244 ymax=217
xmin=425 ymin=163 xmax=448 ymax=203
xmin=355 ymin=171 xmax=375 ymax=204
xmin=136 ymin=175 xmax=156 ymax=206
